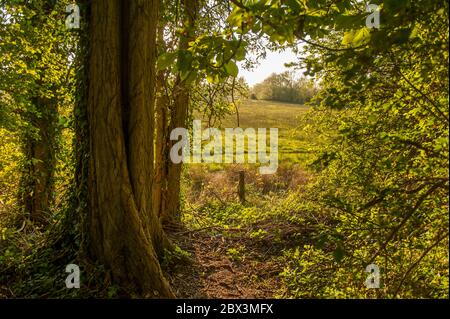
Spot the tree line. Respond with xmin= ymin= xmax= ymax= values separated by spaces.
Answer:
xmin=251 ymin=71 xmax=317 ymax=104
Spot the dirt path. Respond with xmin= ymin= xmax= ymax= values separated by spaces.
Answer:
xmin=167 ymin=221 xmax=300 ymax=299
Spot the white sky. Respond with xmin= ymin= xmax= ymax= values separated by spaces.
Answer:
xmin=237 ymin=48 xmax=299 ymax=87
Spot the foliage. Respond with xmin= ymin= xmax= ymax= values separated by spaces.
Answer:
xmin=252 ymin=71 xmax=317 ymax=104
xmin=191 ymin=77 xmax=249 ymax=126
xmin=239 ymin=0 xmax=450 ymax=298
xmin=1 ymin=0 xmax=75 ymax=221
xmin=162 ymin=245 xmax=192 ymax=270
xmin=226 ymin=246 xmax=245 ymax=262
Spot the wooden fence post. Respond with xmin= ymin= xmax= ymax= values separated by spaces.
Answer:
xmin=238 ymin=171 xmax=245 ymax=203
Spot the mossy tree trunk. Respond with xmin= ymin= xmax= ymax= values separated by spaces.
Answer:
xmin=19 ymin=96 xmax=57 ymax=225
xmin=153 ymin=26 xmax=170 ymax=224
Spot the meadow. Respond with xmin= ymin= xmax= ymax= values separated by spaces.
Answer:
xmin=192 ymin=99 xmax=315 ymax=167
xmin=221 ymin=99 xmax=313 ymax=165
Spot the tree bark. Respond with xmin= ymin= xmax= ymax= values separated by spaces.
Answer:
xmin=19 ymin=97 xmax=57 ymax=225
xmin=86 ymin=0 xmax=173 ymax=297
xmin=153 ymin=27 xmax=170 ymax=223
xmin=159 ymin=0 xmax=198 ymax=226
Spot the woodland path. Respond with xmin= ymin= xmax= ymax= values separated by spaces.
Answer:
xmin=167 ymin=220 xmax=301 ymax=299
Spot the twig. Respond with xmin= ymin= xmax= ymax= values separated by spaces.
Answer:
xmin=173 ymin=225 xmax=242 ymax=235
xmin=394 ymin=230 xmax=449 ymax=296
xmin=368 ymin=181 xmax=446 ymax=264
xmin=396 ymin=67 xmax=448 ymax=124
xmin=231 ymin=77 xmax=240 ymax=127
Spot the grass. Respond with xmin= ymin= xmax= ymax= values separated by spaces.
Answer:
xmin=183 ymin=99 xmax=317 ymax=217
xmin=223 ymin=100 xmax=313 ymax=165
xmin=227 ymin=100 xmax=309 ymax=163
xmin=221 ymin=100 xmax=309 ymax=128
xmin=192 ymin=99 xmax=317 ymax=170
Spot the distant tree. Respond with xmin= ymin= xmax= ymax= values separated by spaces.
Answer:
xmin=252 ymin=71 xmax=317 ymax=104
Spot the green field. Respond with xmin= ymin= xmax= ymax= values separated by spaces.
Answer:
xmin=196 ymin=99 xmax=314 ymax=168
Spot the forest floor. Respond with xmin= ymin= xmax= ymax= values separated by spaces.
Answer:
xmin=167 ymin=219 xmax=301 ymax=298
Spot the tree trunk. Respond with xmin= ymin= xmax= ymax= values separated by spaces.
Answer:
xmin=86 ymin=0 xmax=173 ymax=297
xmin=161 ymin=76 xmax=189 ymax=225
xmin=153 ymin=28 xmax=170 ymax=223
xmin=159 ymin=0 xmax=198 ymax=226
xmin=18 ymin=1 xmax=59 ymax=225
xmin=19 ymin=97 xmax=57 ymax=225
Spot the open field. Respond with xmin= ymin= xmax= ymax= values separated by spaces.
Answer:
xmin=194 ymin=99 xmax=315 ymax=169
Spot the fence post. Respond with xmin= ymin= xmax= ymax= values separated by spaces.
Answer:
xmin=238 ymin=171 xmax=245 ymax=203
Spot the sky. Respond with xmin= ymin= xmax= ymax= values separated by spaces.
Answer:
xmin=237 ymin=48 xmax=300 ymax=87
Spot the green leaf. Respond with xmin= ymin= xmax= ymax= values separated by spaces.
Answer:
xmin=177 ymin=50 xmax=193 ymax=71
xmin=157 ymin=52 xmax=177 ymax=71
xmin=224 ymin=60 xmax=239 ymax=77
xmin=235 ymin=45 xmax=247 ymax=61
xmin=352 ymin=28 xmax=370 ymax=46
xmin=206 ymin=74 xmax=220 ymax=84
xmin=180 ymin=70 xmax=197 ymax=84
xmin=341 ymin=30 xmax=355 ymax=46
xmin=333 ymin=246 xmax=345 ymax=262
